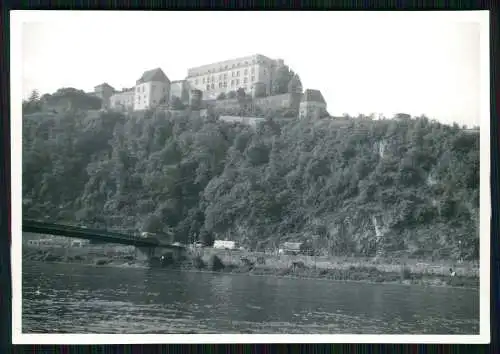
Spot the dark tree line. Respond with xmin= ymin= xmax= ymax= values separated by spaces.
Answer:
xmin=22 ymin=107 xmax=479 ymax=260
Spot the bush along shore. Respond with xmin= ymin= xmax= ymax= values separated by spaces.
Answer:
xmin=23 ymin=247 xmax=478 ymax=289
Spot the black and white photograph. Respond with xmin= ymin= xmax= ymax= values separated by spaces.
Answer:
xmin=11 ymin=10 xmax=490 ymax=344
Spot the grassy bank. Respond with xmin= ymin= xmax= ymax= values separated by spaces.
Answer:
xmin=190 ymin=249 xmax=479 ymax=289
xmin=22 ymin=246 xmax=479 ymax=289
xmin=22 ymin=245 xmax=144 ymax=267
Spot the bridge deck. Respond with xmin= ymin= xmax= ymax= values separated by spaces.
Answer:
xmin=22 ymin=220 xmax=184 ymax=249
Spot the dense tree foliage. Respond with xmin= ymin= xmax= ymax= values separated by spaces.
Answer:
xmin=23 ymin=88 xmax=103 ymax=115
xmin=272 ymin=65 xmax=299 ymax=95
xmin=23 ymin=109 xmax=479 ymax=260
xmin=169 ymin=96 xmax=185 ymax=110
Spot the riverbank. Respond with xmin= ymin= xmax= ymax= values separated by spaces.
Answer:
xmin=22 ymin=246 xmax=479 ymax=289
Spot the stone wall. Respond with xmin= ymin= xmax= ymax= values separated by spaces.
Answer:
xmin=219 ymin=115 xmax=266 ymax=128
xmin=253 ymin=92 xmax=301 ymax=111
xmin=211 ymin=93 xmax=301 ymax=114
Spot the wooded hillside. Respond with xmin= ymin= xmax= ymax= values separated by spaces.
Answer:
xmin=22 ymin=108 xmax=479 ymax=260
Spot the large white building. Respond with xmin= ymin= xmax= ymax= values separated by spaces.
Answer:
xmin=185 ymin=54 xmax=285 ymax=100
xmin=134 ymin=68 xmax=171 ymax=111
xmin=109 ymin=89 xmax=134 ymax=112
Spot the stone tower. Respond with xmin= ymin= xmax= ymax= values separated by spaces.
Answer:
xmin=252 ymin=82 xmax=267 ymax=98
xmin=190 ymin=89 xmax=203 ymax=110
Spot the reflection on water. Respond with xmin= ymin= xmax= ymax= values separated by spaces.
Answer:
xmin=22 ymin=261 xmax=479 ymax=334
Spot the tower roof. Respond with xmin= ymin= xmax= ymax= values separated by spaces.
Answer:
xmin=301 ymin=89 xmax=326 ymax=104
xmin=136 ymin=68 xmax=170 ymax=85
xmin=94 ymin=82 xmax=115 ymax=91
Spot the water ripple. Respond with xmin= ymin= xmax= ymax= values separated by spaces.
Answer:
xmin=22 ymin=261 xmax=479 ymax=334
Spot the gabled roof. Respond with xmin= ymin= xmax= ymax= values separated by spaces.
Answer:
xmin=301 ymin=89 xmax=326 ymax=104
xmin=136 ymin=68 xmax=170 ymax=85
xmin=94 ymin=83 xmax=115 ymax=90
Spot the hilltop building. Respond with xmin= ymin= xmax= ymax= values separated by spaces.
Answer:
xmin=300 ymin=89 xmax=328 ymax=119
xmin=92 ymin=83 xmax=115 ymax=109
xmin=186 ymin=54 xmax=285 ymax=100
xmin=100 ymin=54 xmax=329 ymax=118
xmin=109 ymin=88 xmax=134 ymax=112
xmin=134 ymin=68 xmax=171 ymax=110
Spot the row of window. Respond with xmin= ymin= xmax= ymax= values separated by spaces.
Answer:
xmin=113 ymin=100 xmax=133 ymax=105
xmin=204 ymin=79 xmax=259 ymax=91
xmin=199 ymin=76 xmax=255 ymax=88
xmin=136 ymin=85 xmax=167 ymax=93
xmin=196 ymin=68 xmax=259 ymax=85
xmin=190 ymin=58 xmax=269 ymax=77
xmin=204 ymin=77 xmax=256 ymax=91
xmin=113 ymin=98 xmax=163 ymax=107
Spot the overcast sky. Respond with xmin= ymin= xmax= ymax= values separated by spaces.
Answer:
xmin=17 ymin=11 xmax=487 ymax=127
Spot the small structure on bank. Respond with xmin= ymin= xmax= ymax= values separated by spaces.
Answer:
xmin=213 ymin=240 xmax=239 ymax=250
xmin=280 ymin=242 xmax=303 ymax=255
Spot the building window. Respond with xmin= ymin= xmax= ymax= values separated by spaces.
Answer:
xmin=203 ymin=78 xmax=205 ymax=84
xmin=244 ymin=78 xmax=248 ymax=83
xmin=231 ymin=80 xmax=234 ymax=86
xmin=251 ymin=76 xmax=255 ymax=82
xmin=245 ymin=61 xmax=248 ymax=65
xmin=237 ymin=71 xmax=240 ymax=77
xmin=224 ymin=81 xmax=228 ymax=88
xmin=236 ymin=79 xmax=239 ymax=85
xmin=224 ymin=73 xmax=227 ymax=79
xmin=251 ymin=67 xmax=255 ymax=73
xmin=206 ymin=84 xmax=210 ymax=90
xmin=211 ymin=76 xmax=214 ymax=82
xmin=211 ymin=83 xmax=214 ymax=89
xmin=225 ymin=65 xmax=228 ymax=69
xmin=244 ymin=69 xmax=248 ymax=75
xmin=219 ymin=82 xmax=222 ymax=88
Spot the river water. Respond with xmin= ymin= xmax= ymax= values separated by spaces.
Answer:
xmin=22 ymin=261 xmax=479 ymax=334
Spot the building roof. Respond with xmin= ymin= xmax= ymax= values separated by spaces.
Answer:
xmin=171 ymin=79 xmax=187 ymax=84
xmin=94 ymin=83 xmax=115 ymax=90
xmin=301 ymin=89 xmax=326 ymax=104
xmin=283 ymin=242 xmax=303 ymax=250
xmin=136 ymin=68 xmax=170 ymax=85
